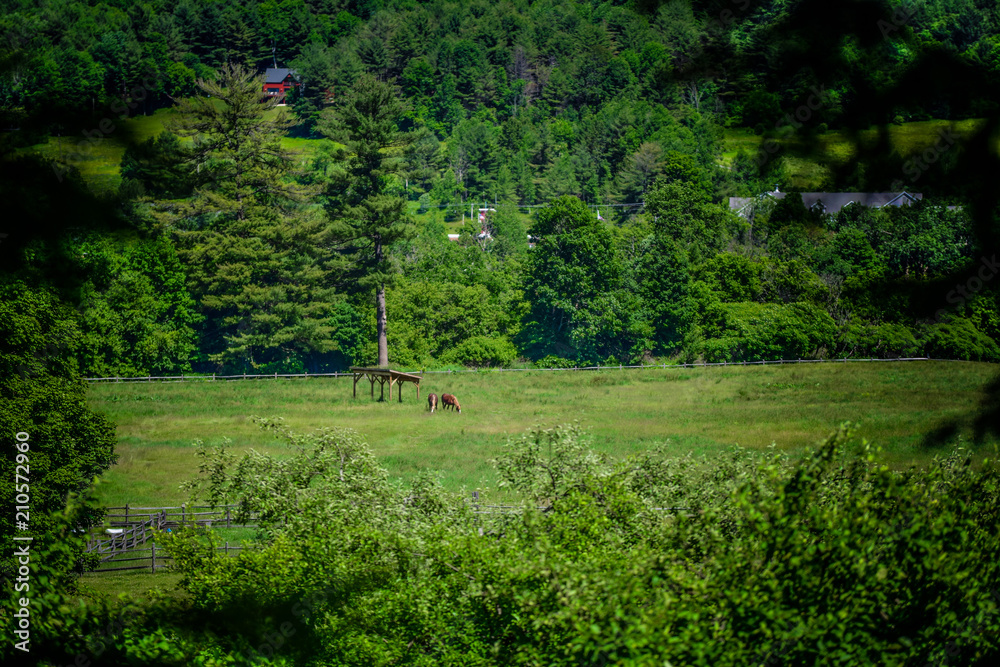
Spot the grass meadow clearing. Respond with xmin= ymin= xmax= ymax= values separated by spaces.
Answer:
xmin=20 ymin=108 xmax=992 ymax=198
xmin=721 ymin=118 xmax=992 ymax=189
xmin=87 ymin=360 xmax=999 ymax=508
xmin=20 ymin=106 xmax=333 ymax=194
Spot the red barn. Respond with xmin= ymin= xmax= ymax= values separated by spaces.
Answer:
xmin=262 ymin=68 xmax=300 ymax=103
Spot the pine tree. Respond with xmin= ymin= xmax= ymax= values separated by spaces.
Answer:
xmin=161 ymin=63 xmax=336 ymax=372
xmin=321 ymin=74 xmax=415 ymax=368
xmin=167 ymin=62 xmax=302 ymax=227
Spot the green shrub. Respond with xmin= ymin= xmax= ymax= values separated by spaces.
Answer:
xmin=145 ymin=421 xmax=1000 ymax=665
xmin=440 ymin=335 xmax=518 ymax=367
xmin=28 ymin=422 xmax=998 ymax=666
xmin=922 ymin=317 xmax=1000 ymax=361
xmin=536 ymin=354 xmax=578 ymax=368
xmin=699 ymin=301 xmax=838 ymax=361
xmin=837 ymin=322 xmax=922 ymax=358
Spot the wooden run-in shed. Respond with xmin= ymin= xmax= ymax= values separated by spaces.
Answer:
xmin=350 ymin=367 xmax=422 ymax=402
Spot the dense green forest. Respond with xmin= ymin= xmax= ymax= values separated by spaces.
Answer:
xmin=3 ymin=0 xmax=1000 ymax=375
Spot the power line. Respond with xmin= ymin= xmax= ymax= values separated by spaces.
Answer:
xmin=407 ymin=201 xmax=645 ymax=210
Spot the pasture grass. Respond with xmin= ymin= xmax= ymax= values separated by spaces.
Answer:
xmin=77 ymin=568 xmax=186 ymax=604
xmin=722 ymin=119 xmax=992 ymax=190
xmin=27 ymin=111 xmax=992 ymax=200
xmin=19 ymin=106 xmax=332 ymax=195
xmin=87 ymin=361 xmax=999 ymax=508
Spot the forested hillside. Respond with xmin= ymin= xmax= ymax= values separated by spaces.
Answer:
xmin=2 ymin=0 xmax=1000 ymax=376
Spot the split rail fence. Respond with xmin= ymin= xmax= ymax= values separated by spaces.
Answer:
xmin=82 ymin=357 xmax=943 ymax=383
xmin=85 ymin=542 xmax=255 ymax=574
xmin=86 ymin=511 xmax=166 ymax=562
xmin=85 ymin=503 xmax=260 ymax=574
xmin=85 ymin=496 xmax=688 ymax=574
xmin=103 ymin=503 xmax=259 ymax=529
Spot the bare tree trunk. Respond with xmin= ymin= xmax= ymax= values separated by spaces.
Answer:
xmin=376 ymin=283 xmax=388 ymax=367
xmin=374 ymin=234 xmax=389 ymax=367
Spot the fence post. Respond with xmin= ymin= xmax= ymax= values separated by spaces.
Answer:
xmin=225 ymin=541 xmax=229 ymax=557
xmin=125 ymin=503 xmax=129 ymax=525
xmin=181 ymin=503 xmax=186 ymax=525
xmin=151 ymin=542 xmax=156 ymax=573
xmin=226 ymin=506 xmax=231 ymax=528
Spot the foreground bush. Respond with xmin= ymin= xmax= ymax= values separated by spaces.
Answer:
xmin=149 ymin=422 xmax=1000 ymax=665
xmin=6 ymin=422 xmax=998 ymax=665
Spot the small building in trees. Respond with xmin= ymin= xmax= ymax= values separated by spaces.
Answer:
xmin=262 ymin=68 xmax=301 ymax=103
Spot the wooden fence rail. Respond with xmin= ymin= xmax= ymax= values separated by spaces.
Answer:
xmin=86 ymin=542 xmax=256 ymax=573
xmin=104 ymin=503 xmax=259 ymax=529
xmin=83 ymin=357 xmax=947 ymax=383
xmin=86 ymin=511 xmax=166 ymax=562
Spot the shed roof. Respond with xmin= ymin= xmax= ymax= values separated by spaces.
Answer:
xmin=263 ymin=68 xmax=296 ymax=83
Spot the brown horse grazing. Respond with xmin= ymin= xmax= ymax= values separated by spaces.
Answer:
xmin=428 ymin=393 xmax=438 ymax=413
xmin=441 ymin=393 xmax=461 ymax=413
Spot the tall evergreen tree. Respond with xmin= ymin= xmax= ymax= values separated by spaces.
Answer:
xmin=161 ymin=64 xmax=336 ymax=372
xmin=321 ymin=74 xmax=415 ymax=368
xmin=167 ymin=63 xmax=301 ymax=226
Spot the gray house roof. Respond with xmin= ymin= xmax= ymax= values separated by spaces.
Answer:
xmin=729 ymin=191 xmax=922 ymax=217
xmin=264 ymin=68 xmax=296 ymax=84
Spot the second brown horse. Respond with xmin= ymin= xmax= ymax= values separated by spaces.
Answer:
xmin=441 ymin=393 xmax=461 ymax=413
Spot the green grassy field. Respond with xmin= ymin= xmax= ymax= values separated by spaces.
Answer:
xmin=19 ymin=109 xmax=993 ymax=198
xmin=722 ymin=119 xmax=993 ymax=190
xmin=21 ymin=106 xmax=332 ymax=194
xmin=87 ymin=361 xmax=998 ymax=508
xmin=78 ymin=568 xmax=186 ymax=604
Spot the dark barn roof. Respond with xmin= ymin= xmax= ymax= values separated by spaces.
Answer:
xmin=263 ymin=67 xmax=296 ymax=83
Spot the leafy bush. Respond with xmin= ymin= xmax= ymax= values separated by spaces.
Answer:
xmin=440 ymin=335 xmax=518 ymax=367
xmin=922 ymin=317 xmax=1000 ymax=361
xmin=535 ymin=354 xmax=578 ymax=368
xmin=699 ymin=301 xmax=838 ymax=361
xmin=837 ymin=322 xmax=922 ymax=358
xmin=0 ymin=281 xmax=117 ymax=577
xmin=142 ymin=421 xmax=1000 ymax=666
